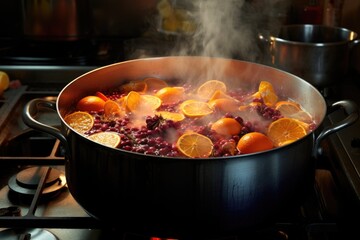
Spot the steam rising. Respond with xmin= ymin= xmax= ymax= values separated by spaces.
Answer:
xmin=173 ymin=0 xmax=289 ymax=61
xmin=126 ymin=0 xmax=290 ymax=131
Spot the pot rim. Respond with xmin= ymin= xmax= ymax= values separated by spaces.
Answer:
xmin=268 ymin=24 xmax=359 ymax=46
xmin=56 ymin=56 xmax=328 ymax=160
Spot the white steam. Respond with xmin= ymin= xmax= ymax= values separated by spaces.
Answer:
xmin=173 ymin=0 xmax=289 ymax=61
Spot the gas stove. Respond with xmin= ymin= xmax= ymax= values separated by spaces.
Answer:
xmin=1 ymin=50 xmax=360 ymax=239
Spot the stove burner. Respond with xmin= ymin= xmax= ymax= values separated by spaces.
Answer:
xmin=8 ymin=167 xmax=66 ymax=203
xmin=0 ymin=228 xmax=57 ymax=240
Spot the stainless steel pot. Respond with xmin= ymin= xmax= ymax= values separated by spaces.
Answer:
xmin=21 ymin=0 xmax=158 ymax=40
xmin=22 ymin=57 xmax=358 ymax=237
xmin=259 ymin=24 xmax=360 ymax=89
xmin=22 ymin=0 xmax=92 ymax=40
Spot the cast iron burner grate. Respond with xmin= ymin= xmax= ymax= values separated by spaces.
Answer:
xmin=0 ymin=167 xmax=103 ymax=230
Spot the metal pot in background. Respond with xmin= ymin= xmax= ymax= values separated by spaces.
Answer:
xmin=22 ymin=0 xmax=92 ymax=40
xmin=21 ymin=0 xmax=159 ymax=41
xmin=90 ymin=0 xmax=158 ymax=38
xmin=259 ymin=24 xmax=360 ymax=89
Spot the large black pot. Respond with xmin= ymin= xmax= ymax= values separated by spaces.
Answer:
xmin=23 ymin=57 xmax=358 ymax=238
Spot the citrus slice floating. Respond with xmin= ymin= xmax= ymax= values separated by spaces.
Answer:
xmin=275 ymin=100 xmax=313 ymax=123
xmin=176 ymin=132 xmax=214 ymax=158
xmin=141 ymin=94 xmax=162 ymax=110
xmin=104 ymin=100 xmax=125 ymax=119
xmin=144 ymin=77 xmax=168 ymax=93
xmin=88 ymin=132 xmax=121 ymax=148
xmin=125 ymin=91 xmax=142 ymax=112
xmin=267 ymin=117 xmax=307 ymax=147
xmin=156 ymin=111 xmax=185 ymax=122
xmin=258 ymin=81 xmax=278 ymax=106
xmin=275 ymin=100 xmax=301 ymax=116
xmin=125 ymin=91 xmax=162 ymax=113
xmin=211 ymin=117 xmax=242 ymax=136
xmin=155 ymin=86 xmax=185 ymax=104
xmin=180 ymin=99 xmax=213 ymax=118
xmin=290 ymin=110 xmax=313 ymax=123
xmin=237 ymin=132 xmax=273 ymax=154
xmin=208 ymin=98 xmax=239 ymax=113
xmin=197 ymin=80 xmax=227 ymax=100
xmin=120 ymin=80 xmax=148 ymax=93
xmin=209 ymin=90 xmax=233 ymax=102
xmin=64 ymin=111 xmax=94 ymax=134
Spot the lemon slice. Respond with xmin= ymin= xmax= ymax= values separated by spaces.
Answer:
xmin=156 ymin=111 xmax=185 ymax=122
xmin=88 ymin=132 xmax=121 ymax=148
xmin=197 ymin=80 xmax=227 ymax=100
xmin=176 ymin=132 xmax=213 ymax=158
xmin=64 ymin=111 xmax=94 ymax=134
xmin=180 ymin=100 xmax=213 ymax=117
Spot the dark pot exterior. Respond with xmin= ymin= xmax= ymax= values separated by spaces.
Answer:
xmin=65 ymin=130 xmax=315 ymax=236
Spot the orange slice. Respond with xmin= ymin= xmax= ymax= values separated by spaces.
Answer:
xmin=104 ymin=100 xmax=125 ymax=119
xmin=258 ymin=81 xmax=278 ymax=106
xmin=176 ymin=132 xmax=214 ymax=158
xmin=275 ymin=101 xmax=301 ymax=116
xmin=275 ymin=100 xmax=313 ymax=123
xmin=267 ymin=117 xmax=307 ymax=147
xmin=291 ymin=110 xmax=313 ymax=123
xmin=116 ymin=96 xmax=126 ymax=108
xmin=120 ymin=80 xmax=148 ymax=93
xmin=125 ymin=91 xmax=142 ymax=112
xmin=197 ymin=80 xmax=227 ymax=100
xmin=155 ymin=86 xmax=185 ymax=104
xmin=209 ymin=90 xmax=233 ymax=102
xmin=251 ymin=91 xmax=261 ymax=99
xmin=125 ymin=91 xmax=162 ymax=113
xmin=208 ymin=98 xmax=239 ymax=113
xmin=210 ymin=117 xmax=242 ymax=136
xmin=87 ymin=132 xmax=121 ymax=148
xmin=180 ymin=99 xmax=213 ymax=117
xmin=144 ymin=77 xmax=168 ymax=93
xmin=64 ymin=111 xmax=94 ymax=134
xmin=237 ymin=132 xmax=273 ymax=154
xmin=156 ymin=111 xmax=185 ymax=122
xmin=141 ymin=94 xmax=162 ymax=110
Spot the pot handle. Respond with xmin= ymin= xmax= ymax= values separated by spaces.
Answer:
xmin=22 ymin=98 xmax=70 ymax=156
xmin=313 ymin=100 xmax=359 ymax=158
